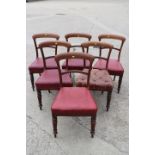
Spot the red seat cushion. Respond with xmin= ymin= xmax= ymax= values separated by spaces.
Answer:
xmin=51 ymin=87 xmax=97 ymax=116
xmin=76 ymin=69 xmax=113 ymax=91
xmin=62 ymin=59 xmax=90 ymax=70
xmin=35 ymin=69 xmax=73 ymax=90
xmin=29 ymin=57 xmax=57 ymax=73
xmin=93 ymin=59 xmax=124 ymax=75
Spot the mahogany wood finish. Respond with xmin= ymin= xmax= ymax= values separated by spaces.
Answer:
xmin=81 ymin=41 xmax=113 ymax=68
xmin=35 ymin=41 xmax=72 ymax=110
xmin=51 ymin=52 xmax=97 ymax=138
xmin=28 ymin=33 xmax=60 ymax=91
xmin=81 ymin=41 xmax=113 ymax=49
xmin=55 ymin=52 xmax=94 ymax=87
xmin=39 ymin=41 xmax=71 ymax=69
xmin=78 ymin=41 xmax=114 ymax=111
xmin=91 ymin=115 xmax=96 ymax=138
xmin=76 ymin=69 xmax=113 ymax=111
xmin=65 ymin=33 xmax=92 ymax=48
xmin=62 ymin=33 xmax=92 ymax=70
xmin=98 ymin=34 xmax=126 ymax=61
xmin=98 ymin=34 xmax=126 ymax=93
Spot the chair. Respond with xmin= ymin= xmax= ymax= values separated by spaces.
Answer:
xmin=28 ymin=33 xmax=60 ymax=91
xmin=35 ymin=41 xmax=73 ymax=110
xmin=78 ymin=41 xmax=113 ymax=111
xmin=62 ymin=33 xmax=92 ymax=70
xmin=94 ymin=34 xmax=126 ymax=93
xmin=51 ymin=52 xmax=97 ymax=138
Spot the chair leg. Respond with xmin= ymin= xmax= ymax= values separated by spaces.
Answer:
xmin=91 ymin=115 xmax=96 ymax=138
xmin=106 ymin=91 xmax=112 ymax=111
xmin=101 ymin=90 xmax=104 ymax=94
xmin=30 ymin=72 xmax=35 ymax=91
xmin=48 ymin=90 xmax=51 ymax=93
xmin=37 ymin=89 xmax=42 ymax=110
xmin=118 ymin=74 xmax=123 ymax=93
xmin=113 ymin=75 xmax=116 ymax=81
xmin=52 ymin=115 xmax=57 ymax=138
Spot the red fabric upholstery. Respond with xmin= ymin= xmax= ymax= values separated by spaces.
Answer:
xmin=29 ymin=57 xmax=57 ymax=73
xmin=93 ymin=59 xmax=124 ymax=75
xmin=35 ymin=69 xmax=73 ymax=90
xmin=62 ymin=59 xmax=90 ymax=70
xmin=51 ymin=87 xmax=97 ymax=116
xmin=76 ymin=69 xmax=113 ymax=91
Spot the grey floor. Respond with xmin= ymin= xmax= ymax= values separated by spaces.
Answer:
xmin=26 ymin=0 xmax=129 ymax=154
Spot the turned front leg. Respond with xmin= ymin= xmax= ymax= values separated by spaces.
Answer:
xmin=91 ymin=115 xmax=96 ymax=138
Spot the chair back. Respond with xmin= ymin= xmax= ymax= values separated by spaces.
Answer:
xmin=98 ymin=34 xmax=126 ymax=61
xmin=38 ymin=41 xmax=71 ymax=69
xmin=55 ymin=52 xmax=94 ymax=88
xmin=65 ymin=33 xmax=92 ymax=50
xmin=32 ymin=33 xmax=60 ymax=58
xmin=81 ymin=41 xmax=113 ymax=69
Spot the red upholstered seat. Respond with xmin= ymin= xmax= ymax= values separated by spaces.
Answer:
xmin=93 ymin=59 xmax=124 ymax=75
xmin=96 ymin=34 xmax=126 ymax=93
xmin=35 ymin=69 xmax=73 ymax=90
xmin=29 ymin=57 xmax=57 ymax=73
xmin=28 ymin=33 xmax=60 ymax=91
xmin=34 ymin=41 xmax=72 ymax=110
xmin=51 ymin=52 xmax=97 ymax=138
xmin=62 ymin=59 xmax=90 ymax=70
xmin=52 ymin=87 xmax=97 ymax=116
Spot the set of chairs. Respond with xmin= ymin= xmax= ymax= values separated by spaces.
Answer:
xmin=28 ymin=33 xmax=126 ymax=137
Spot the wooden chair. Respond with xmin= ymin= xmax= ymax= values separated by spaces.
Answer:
xmin=78 ymin=41 xmax=113 ymax=111
xmin=35 ymin=41 xmax=73 ymax=110
xmin=51 ymin=52 xmax=97 ymax=138
xmin=94 ymin=34 xmax=126 ymax=93
xmin=62 ymin=33 xmax=92 ymax=70
xmin=28 ymin=33 xmax=60 ymax=91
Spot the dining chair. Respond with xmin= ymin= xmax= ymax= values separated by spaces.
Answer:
xmin=94 ymin=34 xmax=126 ymax=93
xmin=35 ymin=41 xmax=73 ymax=110
xmin=28 ymin=33 xmax=60 ymax=91
xmin=51 ymin=52 xmax=97 ymax=138
xmin=79 ymin=41 xmax=113 ymax=111
xmin=62 ymin=33 xmax=92 ymax=70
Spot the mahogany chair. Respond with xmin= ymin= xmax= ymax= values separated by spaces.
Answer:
xmin=94 ymin=34 xmax=126 ymax=93
xmin=28 ymin=33 xmax=60 ymax=91
xmin=51 ymin=52 xmax=97 ymax=138
xmin=62 ymin=33 xmax=92 ymax=70
xmin=35 ymin=41 xmax=73 ymax=110
xmin=79 ymin=41 xmax=113 ymax=111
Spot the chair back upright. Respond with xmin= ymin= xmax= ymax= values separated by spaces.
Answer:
xmin=81 ymin=41 xmax=113 ymax=69
xmin=65 ymin=33 xmax=92 ymax=50
xmin=38 ymin=41 xmax=71 ymax=69
xmin=32 ymin=33 xmax=60 ymax=58
xmin=98 ymin=34 xmax=126 ymax=61
xmin=55 ymin=52 xmax=95 ymax=88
